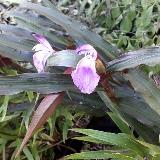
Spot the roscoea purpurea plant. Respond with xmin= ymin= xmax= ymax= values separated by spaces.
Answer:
xmin=0 ymin=0 xmax=159 ymax=159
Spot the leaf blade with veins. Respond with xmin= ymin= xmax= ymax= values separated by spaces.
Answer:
xmin=107 ymin=47 xmax=160 ymax=71
xmin=15 ymin=93 xmax=64 ymax=158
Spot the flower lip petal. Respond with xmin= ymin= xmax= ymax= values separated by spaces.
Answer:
xmin=71 ymin=56 xmax=100 ymax=94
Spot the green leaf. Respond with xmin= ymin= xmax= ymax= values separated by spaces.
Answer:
xmin=30 ymin=144 xmax=40 ymax=160
xmin=141 ymin=5 xmax=153 ymax=27
xmin=86 ymin=0 xmax=98 ymax=17
xmin=120 ymin=8 xmax=136 ymax=32
xmin=141 ymin=0 xmax=155 ymax=9
xmin=107 ymin=47 xmax=160 ymax=71
xmin=26 ymin=91 xmax=34 ymax=102
xmin=19 ymin=1 xmax=119 ymax=61
xmin=0 ymin=96 xmax=9 ymax=121
xmin=136 ymin=5 xmax=153 ymax=28
xmin=9 ymin=12 xmax=68 ymax=47
xmin=0 ymin=73 xmax=76 ymax=95
xmin=0 ymin=73 xmax=103 ymax=95
xmin=1 ymin=67 xmax=17 ymax=76
xmin=98 ymin=91 xmax=160 ymax=144
xmin=153 ymin=154 xmax=160 ymax=160
xmin=66 ymin=150 xmax=135 ymax=160
xmin=22 ymin=104 xmax=35 ymax=130
xmin=0 ymin=132 xmax=17 ymax=141
xmin=62 ymin=118 xmax=72 ymax=142
xmin=73 ymin=136 xmax=109 ymax=144
xmin=122 ymin=114 xmax=159 ymax=144
xmin=0 ymin=114 xmax=19 ymax=122
xmin=107 ymin=112 xmax=131 ymax=134
xmin=137 ymin=140 xmax=160 ymax=156
xmin=98 ymin=91 xmax=121 ymax=118
xmin=23 ymin=147 xmax=34 ymax=160
xmin=71 ymin=128 xmax=149 ymax=156
xmin=0 ymin=44 xmax=32 ymax=62
xmin=0 ymin=34 xmax=34 ymax=51
xmin=111 ymin=7 xmax=121 ymax=19
xmin=120 ymin=15 xmax=132 ymax=32
xmin=117 ymin=35 xmax=128 ymax=48
xmin=125 ymin=69 xmax=160 ymax=118
xmin=56 ymin=106 xmax=73 ymax=142
xmin=121 ymin=0 xmax=132 ymax=5
xmin=0 ymin=24 xmax=33 ymax=39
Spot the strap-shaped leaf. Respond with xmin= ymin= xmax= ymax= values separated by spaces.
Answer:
xmin=9 ymin=12 xmax=68 ymax=47
xmin=18 ymin=1 xmax=119 ymax=61
xmin=15 ymin=93 xmax=64 ymax=158
xmin=71 ymin=128 xmax=149 ymax=156
xmin=0 ymin=34 xmax=34 ymax=51
xmin=125 ymin=69 xmax=160 ymax=117
xmin=66 ymin=150 xmax=134 ymax=160
xmin=0 ymin=73 xmax=75 ymax=95
xmin=98 ymin=91 xmax=160 ymax=144
xmin=73 ymin=136 xmax=107 ymax=144
xmin=0 ymin=24 xmax=33 ymax=39
xmin=0 ymin=44 xmax=33 ymax=62
xmin=107 ymin=47 xmax=160 ymax=71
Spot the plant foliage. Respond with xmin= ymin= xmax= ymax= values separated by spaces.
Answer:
xmin=0 ymin=0 xmax=159 ymax=159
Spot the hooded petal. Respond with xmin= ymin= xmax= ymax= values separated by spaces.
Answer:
xmin=32 ymin=33 xmax=53 ymax=52
xmin=33 ymin=51 xmax=52 ymax=73
xmin=76 ymin=44 xmax=97 ymax=60
xmin=32 ymin=44 xmax=48 ymax=52
xmin=71 ymin=56 xmax=100 ymax=94
xmin=32 ymin=34 xmax=54 ymax=73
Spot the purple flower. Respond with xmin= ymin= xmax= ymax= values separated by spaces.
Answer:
xmin=76 ymin=44 xmax=97 ymax=60
xmin=32 ymin=34 xmax=54 ymax=73
xmin=71 ymin=44 xmax=100 ymax=94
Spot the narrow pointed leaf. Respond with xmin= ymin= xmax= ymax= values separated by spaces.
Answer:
xmin=71 ymin=128 xmax=149 ymax=156
xmin=18 ymin=1 xmax=119 ymax=61
xmin=125 ymin=69 xmax=160 ymax=117
xmin=73 ymin=136 xmax=109 ymax=144
xmin=23 ymin=147 xmax=34 ymax=160
xmin=0 ymin=34 xmax=34 ymax=51
xmin=98 ymin=91 xmax=160 ymax=144
xmin=0 ymin=73 xmax=75 ymax=95
xmin=0 ymin=44 xmax=33 ymax=62
xmin=0 ymin=24 xmax=33 ymax=39
xmin=107 ymin=112 xmax=131 ymax=134
xmin=10 ymin=13 xmax=68 ymax=47
xmin=15 ymin=93 xmax=64 ymax=158
xmin=107 ymin=47 xmax=160 ymax=71
xmin=66 ymin=150 xmax=134 ymax=160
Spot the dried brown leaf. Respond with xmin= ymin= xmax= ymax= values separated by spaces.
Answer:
xmin=15 ymin=93 xmax=64 ymax=158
